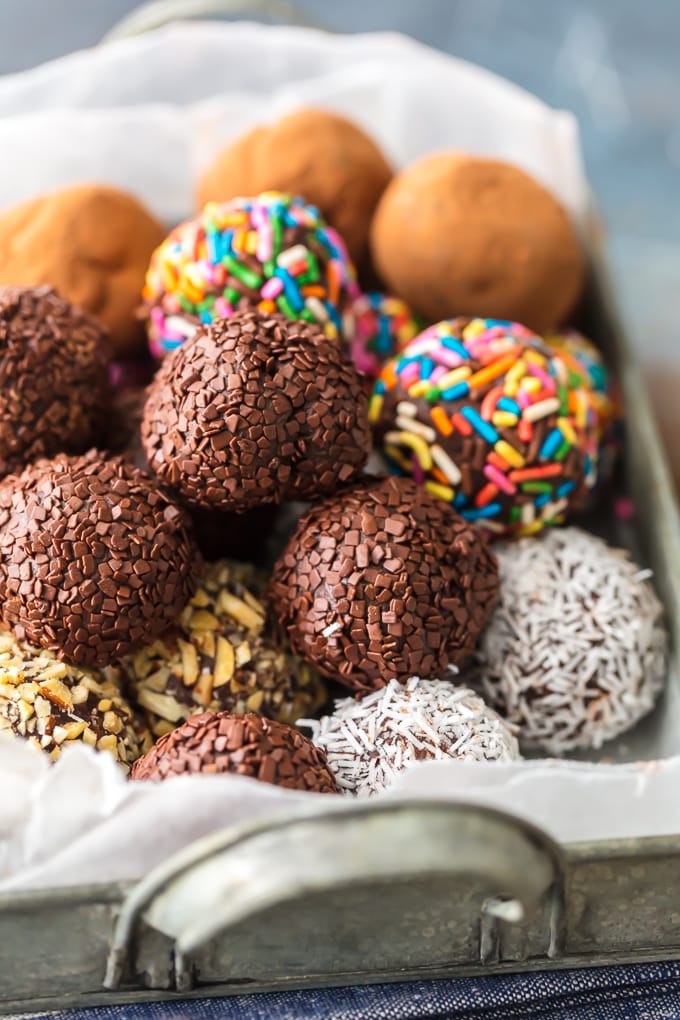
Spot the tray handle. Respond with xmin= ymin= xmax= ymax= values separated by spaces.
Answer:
xmin=105 ymin=799 xmax=565 ymax=992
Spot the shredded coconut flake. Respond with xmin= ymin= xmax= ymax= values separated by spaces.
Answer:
xmin=468 ymin=527 xmax=668 ymax=754
xmin=299 ymin=677 xmax=520 ymax=796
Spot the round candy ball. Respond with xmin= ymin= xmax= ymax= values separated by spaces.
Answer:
xmin=371 ymin=318 xmax=601 ymax=538
xmin=0 ymin=184 xmax=165 ymax=358
xmin=303 ymin=677 xmax=520 ymax=796
xmin=370 ymin=153 xmax=584 ymax=332
xmin=142 ymin=309 xmax=370 ymax=511
xmin=131 ymin=710 xmax=339 ymax=793
xmin=350 ymin=291 xmax=424 ymax=385
xmin=470 ymin=528 xmax=667 ymax=754
xmin=0 ymin=286 xmax=111 ymax=479
xmin=544 ymin=327 xmax=621 ymax=485
xmin=0 ymin=629 xmax=151 ymax=771
xmin=269 ymin=475 xmax=499 ymax=694
xmin=197 ymin=108 xmax=393 ymax=273
xmin=127 ymin=559 xmax=327 ymax=739
xmin=143 ymin=192 xmax=360 ymax=360
xmin=0 ymin=451 xmax=197 ymax=668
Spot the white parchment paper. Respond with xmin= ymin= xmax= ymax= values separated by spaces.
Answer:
xmin=0 ymin=22 xmax=672 ymax=890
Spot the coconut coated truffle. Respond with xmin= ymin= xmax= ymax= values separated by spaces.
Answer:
xmin=126 ymin=559 xmax=326 ymax=738
xmin=370 ymin=153 xmax=584 ymax=332
xmin=0 ymin=630 xmax=151 ymax=770
xmin=131 ymin=710 xmax=339 ymax=793
xmin=143 ymin=192 xmax=360 ymax=359
xmin=269 ymin=476 xmax=499 ymax=693
xmin=0 ymin=286 xmax=111 ymax=479
xmin=0 ymin=451 xmax=197 ymax=668
xmin=142 ymin=309 xmax=370 ymax=511
xmin=372 ymin=318 xmax=601 ymax=538
xmin=470 ymin=528 xmax=667 ymax=753
xmin=302 ymin=676 xmax=520 ymax=796
xmin=0 ymin=185 xmax=165 ymax=358
xmin=197 ymin=108 xmax=393 ymax=272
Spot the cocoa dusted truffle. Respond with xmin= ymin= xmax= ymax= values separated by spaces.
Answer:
xmin=142 ymin=309 xmax=370 ymax=511
xmin=269 ymin=476 xmax=499 ymax=693
xmin=132 ymin=710 xmax=339 ymax=793
xmin=370 ymin=153 xmax=584 ymax=332
xmin=197 ymin=108 xmax=393 ymax=273
xmin=0 ymin=184 xmax=165 ymax=359
xmin=0 ymin=286 xmax=111 ymax=479
xmin=0 ymin=629 xmax=151 ymax=771
xmin=0 ymin=451 xmax=197 ymax=668
xmin=126 ymin=559 xmax=327 ymax=739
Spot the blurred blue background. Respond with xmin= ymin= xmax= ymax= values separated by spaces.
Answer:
xmin=2 ymin=0 xmax=679 ymax=466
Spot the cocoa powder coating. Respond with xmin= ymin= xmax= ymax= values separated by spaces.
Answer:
xmin=197 ymin=107 xmax=393 ymax=273
xmin=132 ymin=709 xmax=339 ymax=792
xmin=142 ymin=309 xmax=371 ymax=511
xmin=0 ymin=451 xmax=198 ymax=668
xmin=370 ymin=153 xmax=584 ymax=332
xmin=269 ymin=475 xmax=500 ymax=693
xmin=0 ymin=286 xmax=111 ymax=479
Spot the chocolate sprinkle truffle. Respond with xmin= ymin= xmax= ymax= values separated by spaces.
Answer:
xmin=0 ymin=630 xmax=151 ymax=770
xmin=0 ymin=451 xmax=197 ymax=668
xmin=302 ymin=677 xmax=520 ymax=796
xmin=142 ymin=309 xmax=371 ymax=511
xmin=131 ymin=710 xmax=339 ymax=792
xmin=126 ymin=559 xmax=327 ymax=739
xmin=269 ymin=476 xmax=500 ymax=693
xmin=470 ymin=528 xmax=667 ymax=753
xmin=371 ymin=318 xmax=601 ymax=538
xmin=0 ymin=286 xmax=111 ymax=479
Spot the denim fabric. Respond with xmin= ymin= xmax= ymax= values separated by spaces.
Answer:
xmin=22 ymin=962 xmax=680 ymax=1020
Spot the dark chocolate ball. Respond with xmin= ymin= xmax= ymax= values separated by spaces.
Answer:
xmin=0 ymin=451 xmax=198 ymax=668
xmin=141 ymin=309 xmax=371 ymax=511
xmin=0 ymin=285 xmax=111 ymax=478
xmin=131 ymin=710 xmax=339 ymax=792
xmin=268 ymin=476 xmax=500 ymax=693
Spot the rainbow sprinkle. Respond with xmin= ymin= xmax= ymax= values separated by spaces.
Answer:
xmin=350 ymin=292 xmax=424 ymax=383
xmin=372 ymin=318 xmax=602 ymax=538
xmin=142 ymin=192 xmax=361 ymax=360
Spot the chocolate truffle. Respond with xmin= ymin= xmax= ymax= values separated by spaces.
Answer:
xmin=142 ymin=309 xmax=370 ymax=511
xmin=269 ymin=476 xmax=499 ymax=693
xmin=372 ymin=318 xmax=601 ymax=538
xmin=470 ymin=528 xmax=667 ymax=753
xmin=143 ymin=192 xmax=360 ymax=360
xmin=0 ymin=286 xmax=111 ymax=479
xmin=0 ymin=451 xmax=197 ymax=668
xmin=0 ymin=184 xmax=165 ymax=358
xmin=0 ymin=630 xmax=151 ymax=770
xmin=544 ymin=328 xmax=621 ymax=488
xmin=132 ymin=710 xmax=339 ymax=792
xmin=370 ymin=153 xmax=584 ymax=332
xmin=126 ymin=559 xmax=327 ymax=739
xmin=197 ymin=108 xmax=393 ymax=272
xmin=350 ymin=291 xmax=424 ymax=386
xmin=102 ymin=385 xmax=148 ymax=470
xmin=302 ymin=677 xmax=520 ymax=796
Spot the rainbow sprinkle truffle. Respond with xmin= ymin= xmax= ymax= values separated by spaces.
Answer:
xmin=350 ymin=292 xmax=424 ymax=383
xmin=371 ymin=317 xmax=601 ymax=538
xmin=143 ymin=192 xmax=361 ymax=359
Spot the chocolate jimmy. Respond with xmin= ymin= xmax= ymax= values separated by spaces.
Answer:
xmin=126 ymin=559 xmax=327 ymax=739
xmin=0 ymin=629 xmax=151 ymax=771
xmin=142 ymin=308 xmax=371 ymax=511
xmin=0 ymin=451 xmax=198 ymax=668
xmin=0 ymin=285 xmax=111 ymax=479
xmin=132 ymin=709 xmax=339 ymax=793
xmin=268 ymin=475 xmax=499 ymax=693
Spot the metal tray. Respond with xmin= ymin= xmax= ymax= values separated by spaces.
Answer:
xmin=2 ymin=255 xmax=680 ymax=1014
